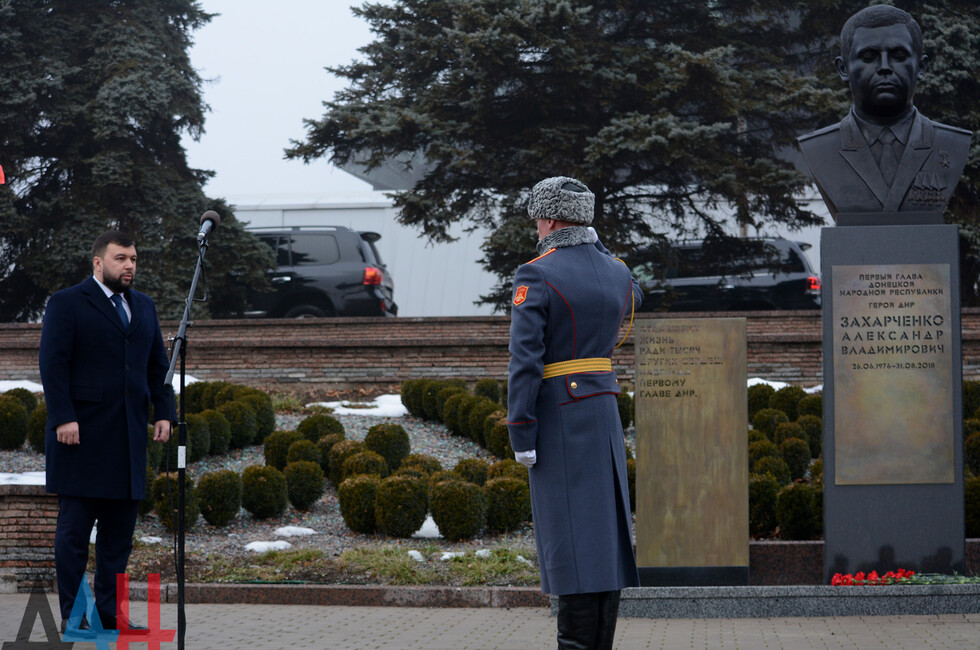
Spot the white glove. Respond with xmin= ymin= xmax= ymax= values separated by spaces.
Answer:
xmin=587 ymin=226 xmax=599 ymax=243
xmin=515 ymin=449 xmax=537 ymax=467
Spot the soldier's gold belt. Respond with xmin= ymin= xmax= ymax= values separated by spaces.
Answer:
xmin=541 ymin=357 xmax=612 ymax=379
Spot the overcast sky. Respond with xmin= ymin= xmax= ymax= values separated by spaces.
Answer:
xmin=181 ymin=1 xmax=383 ymax=199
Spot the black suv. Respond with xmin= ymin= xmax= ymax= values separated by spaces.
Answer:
xmin=243 ymin=226 xmax=397 ymax=318
xmin=626 ymin=237 xmax=821 ymax=312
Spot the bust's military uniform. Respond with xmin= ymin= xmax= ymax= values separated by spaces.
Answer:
xmin=798 ymin=109 xmax=971 ymax=219
xmin=507 ymin=229 xmax=641 ymax=596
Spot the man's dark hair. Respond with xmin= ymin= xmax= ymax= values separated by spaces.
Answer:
xmin=92 ymin=230 xmax=135 ymax=258
xmin=840 ymin=5 xmax=922 ymax=59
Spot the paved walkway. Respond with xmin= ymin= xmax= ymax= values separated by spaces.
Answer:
xmin=2 ymin=593 xmax=980 ymax=649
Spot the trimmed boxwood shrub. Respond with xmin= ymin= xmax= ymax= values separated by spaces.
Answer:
xmin=966 ymin=476 xmax=980 ymax=537
xmin=284 ymin=460 xmax=325 ymax=511
xmin=343 ymin=450 xmax=390 ymax=481
xmin=617 ymin=392 xmax=633 ymax=429
xmin=431 ymin=479 xmax=486 ymax=541
xmin=441 ymin=392 xmax=469 ymax=434
xmin=422 ymin=380 xmax=463 ymax=421
xmin=183 ymin=381 xmax=210 ymax=414
xmin=264 ymin=430 xmax=303 ymax=470
xmin=328 ymin=440 xmax=365 ymax=486
xmin=241 ymin=392 xmax=276 ymax=444
xmin=776 ymin=483 xmax=822 ymax=540
xmin=780 ymin=437 xmax=811 ymax=481
xmin=197 ymin=469 xmax=242 ymax=527
xmin=393 ymin=466 xmax=429 ymax=481
xmin=452 ymin=395 xmax=479 ymax=437
xmin=4 ymin=388 xmax=37 ymax=415
xmin=436 ymin=385 xmax=467 ymax=422
xmin=484 ymin=413 xmax=513 ymax=460
xmin=0 ymin=396 xmax=29 ymax=450
xmin=338 ymin=474 xmax=380 ymax=534
xmin=770 ymin=385 xmax=807 ymax=421
xmin=375 ymin=475 xmax=428 ymax=538
xmin=185 ymin=413 xmax=211 ymax=464
xmin=297 ymin=413 xmax=345 ymax=443
xmin=748 ymin=429 xmax=767 ymax=444
xmin=27 ymin=404 xmax=47 ymax=454
xmin=152 ymin=473 xmax=199 ymax=531
xmin=287 ymin=439 xmax=321 ymax=466
xmin=795 ymin=415 xmax=822 ymax=459
xmin=199 ymin=381 xmax=232 ymax=410
xmin=488 ymin=459 xmax=528 ymax=483
xmin=219 ymin=400 xmax=258 ymax=449
xmin=798 ymin=394 xmax=822 ymax=418
xmin=467 ymin=398 xmax=501 ymax=446
xmin=241 ymin=465 xmax=288 ymax=519
xmin=749 ymin=473 xmax=780 ymax=538
xmin=772 ymin=422 xmax=804 ymax=446
xmin=749 ymin=439 xmax=780 ymax=467
xmin=317 ymin=433 xmax=345 ymax=474
xmin=965 ymin=379 xmax=980 ymax=418
xmin=501 ymin=378 xmax=508 ymax=409
xmin=747 ymin=383 xmax=776 ymax=423
xmin=399 ymin=379 xmax=426 ymax=418
xmin=810 ymin=458 xmax=824 ymax=485
xmin=200 ymin=409 xmax=232 ymax=456
xmin=753 ymin=456 xmax=791 ymax=486
xmin=453 ymin=458 xmax=490 ymax=486
xmin=752 ymin=408 xmax=789 ymax=438
xmin=364 ymin=423 xmax=411 ymax=471
xmin=484 ymin=477 xmax=531 ymax=533
xmin=428 ymin=470 xmax=456 ymax=490
xmin=474 ymin=378 xmax=500 ymax=403
xmin=966 ymin=432 xmax=980 ymax=477
xmin=400 ymin=453 xmax=443 ymax=476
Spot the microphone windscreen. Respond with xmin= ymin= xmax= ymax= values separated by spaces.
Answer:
xmin=200 ymin=210 xmax=220 ymax=226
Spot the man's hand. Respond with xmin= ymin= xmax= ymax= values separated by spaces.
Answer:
xmin=153 ymin=419 xmax=171 ymax=443
xmin=515 ymin=449 xmax=537 ymax=468
xmin=56 ymin=421 xmax=80 ymax=445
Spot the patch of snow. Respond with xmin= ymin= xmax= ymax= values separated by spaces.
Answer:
xmin=439 ymin=552 xmax=465 ymax=561
xmin=0 ymin=380 xmax=43 ymax=393
xmin=245 ymin=540 xmax=292 ymax=552
xmin=407 ymin=550 xmax=425 ymax=563
xmin=0 ymin=472 xmax=45 ymax=486
xmin=412 ymin=515 xmax=441 ymax=539
xmin=170 ymin=375 xmax=200 ymax=394
xmin=516 ymin=555 xmax=532 ymax=566
xmin=306 ymin=394 xmax=408 ymax=417
xmin=475 ymin=549 xmax=492 ymax=559
xmin=275 ymin=526 xmax=317 ymax=537
xmin=140 ymin=536 xmax=164 ymax=545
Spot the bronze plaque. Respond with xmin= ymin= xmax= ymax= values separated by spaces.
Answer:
xmin=832 ymin=264 xmax=954 ymax=484
xmin=634 ymin=318 xmax=748 ymax=568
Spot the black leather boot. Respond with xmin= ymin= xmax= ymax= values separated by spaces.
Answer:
xmin=593 ymin=590 xmax=621 ymax=650
xmin=557 ymin=593 xmax=599 ymax=650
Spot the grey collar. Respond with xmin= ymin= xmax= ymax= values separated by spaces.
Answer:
xmin=537 ymin=226 xmax=593 ymax=255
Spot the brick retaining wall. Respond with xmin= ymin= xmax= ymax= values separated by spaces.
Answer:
xmin=0 ymin=485 xmax=57 ymax=592
xmin=4 ymin=309 xmax=980 ymax=393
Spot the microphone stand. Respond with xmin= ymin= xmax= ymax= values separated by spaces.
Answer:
xmin=164 ymin=232 xmax=211 ymax=650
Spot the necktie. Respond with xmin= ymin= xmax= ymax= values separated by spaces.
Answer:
xmin=111 ymin=294 xmax=129 ymax=328
xmin=878 ymin=128 xmax=900 ymax=186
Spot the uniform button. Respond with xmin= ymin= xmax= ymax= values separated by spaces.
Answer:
xmin=570 ymin=382 xmax=578 ymax=389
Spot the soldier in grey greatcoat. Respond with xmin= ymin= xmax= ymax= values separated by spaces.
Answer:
xmin=507 ymin=176 xmax=641 ymax=650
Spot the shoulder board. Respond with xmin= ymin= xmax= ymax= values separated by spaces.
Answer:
xmin=797 ymin=122 xmax=841 ymax=143
xmin=931 ymin=121 xmax=973 ymax=137
xmin=525 ymin=248 xmax=556 ymax=264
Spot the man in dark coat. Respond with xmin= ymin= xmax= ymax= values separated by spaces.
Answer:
xmin=507 ymin=176 xmax=641 ymax=649
xmin=797 ymin=5 xmax=971 ymax=222
xmin=40 ymin=230 xmax=173 ymax=634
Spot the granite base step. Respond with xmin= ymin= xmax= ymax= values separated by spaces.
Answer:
xmin=610 ymin=584 xmax=980 ymax=618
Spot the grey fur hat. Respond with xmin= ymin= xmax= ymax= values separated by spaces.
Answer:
xmin=527 ymin=176 xmax=594 ymax=225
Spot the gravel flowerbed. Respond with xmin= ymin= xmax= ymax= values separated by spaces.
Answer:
xmin=0 ymin=410 xmax=535 ymax=561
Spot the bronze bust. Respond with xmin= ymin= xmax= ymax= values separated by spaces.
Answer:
xmin=797 ymin=5 xmax=972 ymax=225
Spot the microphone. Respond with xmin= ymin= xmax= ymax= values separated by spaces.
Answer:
xmin=197 ymin=210 xmax=220 ymax=243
